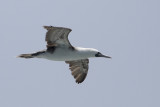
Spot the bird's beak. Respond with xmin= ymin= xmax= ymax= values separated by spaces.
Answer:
xmin=99 ymin=54 xmax=111 ymax=58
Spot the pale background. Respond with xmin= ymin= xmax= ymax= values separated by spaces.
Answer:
xmin=0 ymin=0 xmax=160 ymax=107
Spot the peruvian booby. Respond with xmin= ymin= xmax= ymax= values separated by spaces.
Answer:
xmin=18 ymin=26 xmax=111 ymax=84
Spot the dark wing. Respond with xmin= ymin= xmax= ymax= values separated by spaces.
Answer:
xmin=65 ymin=59 xmax=89 ymax=84
xmin=44 ymin=26 xmax=72 ymax=48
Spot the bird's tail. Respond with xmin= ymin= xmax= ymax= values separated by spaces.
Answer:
xmin=17 ymin=54 xmax=34 ymax=58
xmin=17 ymin=50 xmax=45 ymax=59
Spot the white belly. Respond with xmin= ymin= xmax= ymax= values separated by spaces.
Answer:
xmin=37 ymin=47 xmax=90 ymax=61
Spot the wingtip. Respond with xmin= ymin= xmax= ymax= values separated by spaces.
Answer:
xmin=43 ymin=25 xmax=72 ymax=31
xmin=76 ymin=81 xmax=82 ymax=84
xmin=43 ymin=26 xmax=53 ymax=30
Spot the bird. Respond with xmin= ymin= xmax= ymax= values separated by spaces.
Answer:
xmin=18 ymin=26 xmax=111 ymax=84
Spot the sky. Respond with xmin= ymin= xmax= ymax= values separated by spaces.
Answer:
xmin=0 ymin=0 xmax=160 ymax=107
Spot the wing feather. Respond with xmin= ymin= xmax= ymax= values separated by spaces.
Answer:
xmin=65 ymin=59 xmax=89 ymax=84
xmin=44 ymin=26 xmax=72 ymax=48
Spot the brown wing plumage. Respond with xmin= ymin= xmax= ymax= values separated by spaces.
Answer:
xmin=44 ymin=26 xmax=72 ymax=48
xmin=65 ymin=59 xmax=89 ymax=84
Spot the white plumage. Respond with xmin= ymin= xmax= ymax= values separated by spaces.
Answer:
xmin=37 ymin=47 xmax=98 ymax=61
xmin=18 ymin=26 xmax=111 ymax=84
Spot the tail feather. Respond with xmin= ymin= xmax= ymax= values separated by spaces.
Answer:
xmin=18 ymin=50 xmax=45 ymax=59
xmin=18 ymin=54 xmax=33 ymax=58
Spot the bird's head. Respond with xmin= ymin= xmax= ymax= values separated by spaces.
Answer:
xmin=95 ymin=52 xmax=111 ymax=58
xmin=86 ymin=48 xmax=111 ymax=59
xmin=76 ymin=47 xmax=111 ymax=59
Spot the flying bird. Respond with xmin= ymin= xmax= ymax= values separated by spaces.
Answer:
xmin=18 ymin=26 xmax=111 ymax=84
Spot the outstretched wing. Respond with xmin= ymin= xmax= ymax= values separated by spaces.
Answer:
xmin=44 ymin=26 xmax=72 ymax=48
xmin=65 ymin=59 xmax=89 ymax=84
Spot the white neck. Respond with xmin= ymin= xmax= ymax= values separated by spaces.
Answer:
xmin=75 ymin=47 xmax=98 ymax=58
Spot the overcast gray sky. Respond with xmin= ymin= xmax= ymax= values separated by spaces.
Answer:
xmin=1 ymin=0 xmax=160 ymax=107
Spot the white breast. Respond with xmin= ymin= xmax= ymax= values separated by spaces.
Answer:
xmin=37 ymin=47 xmax=96 ymax=61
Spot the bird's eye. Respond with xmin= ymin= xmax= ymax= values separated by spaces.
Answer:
xmin=95 ymin=52 xmax=100 ymax=57
xmin=98 ymin=52 xmax=101 ymax=55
